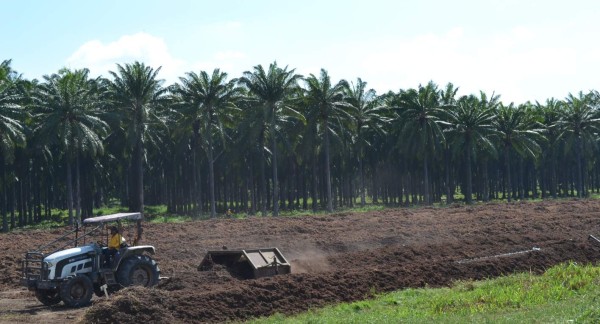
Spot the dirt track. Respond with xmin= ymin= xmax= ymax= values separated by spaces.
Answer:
xmin=2 ymin=199 xmax=600 ymax=323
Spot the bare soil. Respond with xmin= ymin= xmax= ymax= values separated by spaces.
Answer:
xmin=2 ymin=199 xmax=600 ymax=323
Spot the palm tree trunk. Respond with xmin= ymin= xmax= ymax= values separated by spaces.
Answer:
xmin=66 ymin=158 xmax=74 ymax=225
xmin=17 ymin=178 xmax=23 ymax=226
xmin=249 ymin=158 xmax=256 ymax=215
xmin=359 ymin=154 xmax=365 ymax=207
xmin=271 ymin=124 xmax=279 ymax=217
xmin=311 ymin=147 xmax=318 ymax=212
xmin=259 ymin=139 xmax=267 ymax=217
xmin=482 ymin=157 xmax=490 ymax=202
xmin=519 ymin=158 xmax=525 ymax=199
xmin=192 ymin=143 xmax=202 ymax=218
xmin=505 ymin=146 xmax=512 ymax=202
xmin=577 ymin=136 xmax=584 ymax=197
xmin=324 ymin=122 xmax=334 ymax=212
xmin=1 ymin=156 xmax=7 ymax=232
xmin=290 ymin=159 xmax=297 ymax=209
xmin=75 ymin=153 xmax=81 ymax=222
xmin=208 ymin=132 xmax=217 ymax=218
xmin=465 ymin=144 xmax=472 ymax=204
xmin=190 ymin=142 xmax=197 ymax=217
xmin=26 ymin=171 xmax=32 ymax=225
xmin=197 ymin=155 xmax=203 ymax=216
xmin=423 ymin=157 xmax=431 ymax=205
xmin=539 ymin=156 xmax=546 ymax=198
xmin=133 ymin=138 xmax=144 ymax=214
xmin=445 ymin=147 xmax=453 ymax=204
xmin=551 ymin=158 xmax=557 ymax=198
xmin=11 ymin=183 xmax=15 ymax=229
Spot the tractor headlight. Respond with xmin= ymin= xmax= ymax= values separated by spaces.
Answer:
xmin=44 ymin=261 xmax=53 ymax=268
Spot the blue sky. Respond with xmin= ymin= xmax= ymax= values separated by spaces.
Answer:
xmin=2 ymin=0 xmax=599 ymax=103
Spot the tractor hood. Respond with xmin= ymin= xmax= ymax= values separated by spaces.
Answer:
xmin=44 ymin=244 xmax=96 ymax=264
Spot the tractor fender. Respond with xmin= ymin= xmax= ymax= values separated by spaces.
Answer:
xmin=113 ymin=246 xmax=155 ymax=269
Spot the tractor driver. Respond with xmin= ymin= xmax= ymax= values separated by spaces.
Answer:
xmin=108 ymin=226 xmax=126 ymax=250
xmin=104 ymin=226 xmax=126 ymax=266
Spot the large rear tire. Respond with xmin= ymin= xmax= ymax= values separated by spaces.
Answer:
xmin=116 ymin=255 xmax=159 ymax=287
xmin=59 ymin=275 xmax=93 ymax=307
xmin=35 ymin=289 xmax=61 ymax=306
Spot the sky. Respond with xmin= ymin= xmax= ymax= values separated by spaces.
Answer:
xmin=2 ymin=0 xmax=599 ymax=104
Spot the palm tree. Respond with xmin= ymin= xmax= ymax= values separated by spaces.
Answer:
xmin=232 ymin=90 xmax=269 ymax=215
xmin=175 ymin=69 xmax=241 ymax=218
xmin=0 ymin=60 xmax=26 ymax=231
xmin=445 ymin=94 xmax=497 ymax=204
xmin=34 ymin=69 xmax=108 ymax=224
xmin=34 ymin=68 xmax=107 ymax=224
xmin=294 ymin=93 xmax=321 ymax=212
xmin=239 ymin=62 xmax=303 ymax=216
xmin=304 ymin=69 xmax=347 ymax=212
xmin=109 ymin=62 xmax=167 ymax=217
xmin=439 ymin=83 xmax=459 ymax=203
xmin=493 ymin=103 xmax=544 ymax=202
xmin=396 ymin=81 xmax=446 ymax=205
xmin=342 ymin=78 xmax=389 ymax=207
xmin=0 ymin=60 xmax=25 ymax=163
xmin=555 ymin=92 xmax=600 ymax=197
xmin=535 ymin=98 xmax=563 ymax=198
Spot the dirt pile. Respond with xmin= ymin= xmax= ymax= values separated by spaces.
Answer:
xmin=3 ymin=199 xmax=600 ymax=323
xmin=84 ymin=287 xmax=176 ymax=324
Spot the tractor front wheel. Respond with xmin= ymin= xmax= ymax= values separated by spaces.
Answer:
xmin=59 ymin=275 xmax=93 ymax=307
xmin=35 ymin=289 xmax=61 ymax=306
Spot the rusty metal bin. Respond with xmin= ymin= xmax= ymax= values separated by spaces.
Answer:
xmin=198 ymin=247 xmax=291 ymax=279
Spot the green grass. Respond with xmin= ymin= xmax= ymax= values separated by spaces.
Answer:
xmin=148 ymin=214 xmax=191 ymax=223
xmin=248 ymin=262 xmax=600 ymax=324
xmin=92 ymin=206 xmax=130 ymax=216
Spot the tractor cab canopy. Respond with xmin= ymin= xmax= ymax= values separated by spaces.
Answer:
xmin=84 ymin=212 xmax=144 ymax=248
xmin=83 ymin=212 xmax=143 ymax=224
xmin=24 ymin=212 xmax=144 ymax=257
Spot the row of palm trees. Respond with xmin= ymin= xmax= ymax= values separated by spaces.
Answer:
xmin=1 ymin=58 xmax=599 ymax=231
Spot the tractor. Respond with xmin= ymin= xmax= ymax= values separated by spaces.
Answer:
xmin=21 ymin=212 xmax=160 ymax=307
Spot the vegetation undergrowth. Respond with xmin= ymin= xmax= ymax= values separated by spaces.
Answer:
xmin=248 ymin=262 xmax=600 ymax=324
xmin=8 ymin=195 xmax=597 ymax=230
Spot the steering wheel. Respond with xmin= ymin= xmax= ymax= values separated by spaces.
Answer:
xmin=96 ymin=240 xmax=106 ymax=247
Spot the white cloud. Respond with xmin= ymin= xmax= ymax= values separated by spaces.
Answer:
xmin=66 ymin=32 xmax=250 ymax=84
xmin=66 ymin=32 xmax=185 ymax=83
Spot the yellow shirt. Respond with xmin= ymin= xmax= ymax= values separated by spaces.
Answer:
xmin=108 ymin=233 xmax=125 ymax=249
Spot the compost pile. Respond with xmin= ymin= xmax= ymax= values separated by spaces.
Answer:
xmin=3 ymin=199 xmax=600 ymax=323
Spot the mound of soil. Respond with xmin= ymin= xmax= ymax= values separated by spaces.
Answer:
xmin=3 ymin=199 xmax=600 ymax=323
xmin=84 ymin=287 xmax=176 ymax=324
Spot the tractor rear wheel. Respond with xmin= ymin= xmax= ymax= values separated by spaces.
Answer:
xmin=59 ymin=275 xmax=93 ymax=307
xmin=35 ymin=289 xmax=61 ymax=306
xmin=116 ymin=255 xmax=160 ymax=287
